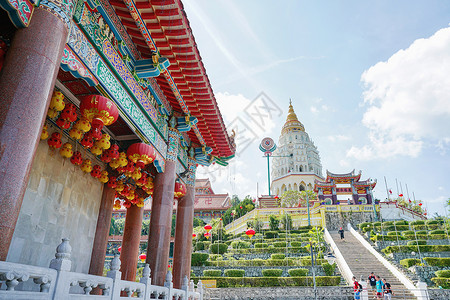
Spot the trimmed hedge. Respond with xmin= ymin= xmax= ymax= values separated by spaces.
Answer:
xmin=228 ymin=247 xmax=308 ymax=254
xmin=265 ymin=231 xmax=279 ymax=239
xmin=431 ymin=277 xmax=450 ymax=288
xmin=382 ymin=245 xmax=450 ymax=254
xmin=273 ymin=241 xmax=287 ymax=248
xmin=430 ymin=230 xmax=445 ymax=235
xmin=372 ymin=235 xmax=404 ymax=241
xmin=262 ymin=269 xmax=283 ymax=277
xmin=435 ymin=270 xmax=450 ymax=278
xmin=394 ymin=220 xmax=408 ymax=225
xmin=411 ymin=220 xmax=425 ymax=225
xmin=208 ymin=258 xmax=302 ymax=267
xmin=209 ymin=254 xmax=222 ymax=261
xmin=322 ymin=262 xmax=336 ymax=276
xmin=203 ymin=269 xmax=221 ymax=277
xmin=288 ymin=268 xmax=308 ymax=276
xmin=191 ymin=253 xmax=209 ymax=266
xmin=197 ymin=276 xmax=341 ymax=287
xmin=424 ymin=257 xmax=450 ymax=267
xmin=407 ymin=240 xmax=427 ymax=246
xmin=291 ymin=241 xmax=302 ymax=247
xmin=195 ymin=241 xmax=206 ymax=251
xmin=402 ymin=230 xmax=414 ymax=236
xmin=400 ymin=258 xmax=420 ymax=268
xmin=210 ymin=243 xmax=228 ymax=254
xmin=231 ymin=240 xmax=251 ymax=249
xmin=254 ymin=243 xmax=268 ymax=248
xmin=224 ymin=269 xmax=245 ymax=277
xmin=271 ymin=253 xmax=286 ymax=260
xmin=387 ymin=231 xmax=402 ymax=236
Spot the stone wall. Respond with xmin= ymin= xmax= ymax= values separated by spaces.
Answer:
xmin=7 ymin=142 xmax=104 ymax=273
xmin=409 ymin=266 xmax=450 ymax=285
xmin=192 ymin=265 xmax=326 ymax=277
xmin=428 ymin=288 xmax=450 ymax=300
xmin=204 ymin=286 xmax=354 ymax=300
xmin=325 ymin=212 xmax=376 ymax=231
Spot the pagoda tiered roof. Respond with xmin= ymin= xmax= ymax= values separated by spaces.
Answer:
xmin=110 ymin=0 xmax=235 ymax=158
xmin=353 ymin=179 xmax=377 ymax=189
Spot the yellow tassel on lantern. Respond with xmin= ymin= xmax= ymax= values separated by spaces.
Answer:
xmin=41 ymin=125 xmax=49 ymax=140
xmin=90 ymin=145 xmax=103 ymax=156
xmin=99 ymin=171 xmax=109 ymax=183
xmin=59 ymin=143 xmax=74 ymax=158
xmin=74 ymin=118 xmax=91 ymax=132
xmin=69 ymin=128 xmax=83 ymax=140
xmin=47 ymin=108 xmax=58 ymax=118
xmin=80 ymin=159 xmax=93 ymax=173
xmin=109 ymin=159 xmax=120 ymax=169
xmin=50 ymin=91 xmax=65 ymax=111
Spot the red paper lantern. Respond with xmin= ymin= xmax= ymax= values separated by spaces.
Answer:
xmin=47 ymin=132 xmax=62 ymax=149
xmin=246 ymin=229 xmax=256 ymax=239
xmin=56 ymin=117 xmax=71 ymax=129
xmin=105 ymin=144 xmax=120 ymax=161
xmin=399 ymin=194 xmax=403 ymax=197
xmin=240 ymin=206 xmax=243 ymax=209
xmin=192 ymin=233 xmax=197 ymax=238
xmin=139 ymin=253 xmax=146 ymax=262
xmin=204 ymin=232 xmax=211 ymax=239
xmin=80 ymin=95 xmax=119 ymax=140
xmin=118 ymin=246 xmax=121 ymax=253
xmin=107 ymin=176 xmax=117 ymax=188
xmin=91 ymin=165 xmax=102 ymax=178
xmin=70 ymin=151 xmax=83 ymax=166
xmin=80 ymin=135 xmax=94 ymax=149
xmin=123 ymin=200 xmax=132 ymax=209
xmin=419 ymin=203 xmax=422 ymax=206
xmin=204 ymin=224 xmax=212 ymax=233
xmin=174 ymin=180 xmax=187 ymax=199
xmin=60 ymin=103 xmax=77 ymax=122
xmin=126 ymin=143 xmax=157 ymax=169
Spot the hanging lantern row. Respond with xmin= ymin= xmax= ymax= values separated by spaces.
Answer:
xmin=174 ymin=179 xmax=187 ymax=199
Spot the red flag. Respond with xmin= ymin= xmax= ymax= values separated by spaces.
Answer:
xmin=399 ymin=194 xmax=403 ymax=197
xmin=409 ymin=199 xmax=411 ymax=203
xmin=389 ymin=189 xmax=392 ymax=194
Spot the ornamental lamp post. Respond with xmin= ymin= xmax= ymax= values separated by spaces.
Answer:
xmin=309 ymin=241 xmax=317 ymax=300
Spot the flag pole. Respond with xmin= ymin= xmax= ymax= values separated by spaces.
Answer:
xmin=384 ymin=176 xmax=390 ymax=201
xmin=395 ymin=178 xmax=400 ymax=196
xmin=406 ymin=184 xmax=410 ymax=201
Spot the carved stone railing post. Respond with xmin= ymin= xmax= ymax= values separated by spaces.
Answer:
xmin=0 ymin=271 xmax=29 ymax=291
xmin=164 ymin=271 xmax=173 ymax=299
xmin=140 ymin=263 xmax=152 ymax=299
xmin=50 ymin=238 xmax=73 ymax=298
xmin=181 ymin=275 xmax=189 ymax=299
xmin=197 ymin=280 xmax=204 ymax=300
xmin=107 ymin=254 xmax=122 ymax=298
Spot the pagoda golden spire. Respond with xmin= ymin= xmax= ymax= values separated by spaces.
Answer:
xmin=281 ymin=99 xmax=304 ymax=134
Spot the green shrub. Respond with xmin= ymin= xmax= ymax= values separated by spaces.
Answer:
xmin=400 ymin=258 xmax=420 ymax=268
xmin=415 ymin=230 xmax=427 ymax=235
xmin=265 ymin=231 xmax=279 ymax=239
xmin=359 ymin=222 xmax=372 ymax=230
xmin=411 ymin=220 xmax=425 ymax=225
xmin=203 ymin=269 xmax=221 ymax=277
xmin=382 ymin=245 xmax=450 ymax=254
xmin=412 ymin=225 xmax=427 ymax=230
xmin=426 ymin=220 xmax=439 ymax=225
xmin=403 ymin=234 xmax=428 ymax=240
xmin=407 ymin=240 xmax=427 ymax=246
xmin=424 ymin=257 xmax=450 ymax=267
xmin=262 ymin=269 xmax=283 ymax=277
xmin=252 ymin=259 xmax=265 ymax=266
xmin=279 ymin=233 xmax=287 ymax=238
xmin=402 ymin=230 xmax=414 ymax=236
xmin=430 ymin=230 xmax=445 ymax=235
xmin=322 ymin=263 xmax=336 ymax=276
xmin=210 ymin=243 xmax=228 ymax=254
xmin=271 ymin=253 xmax=286 ymax=260
xmin=431 ymin=277 xmax=450 ymax=288
xmin=288 ymin=268 xmax=308 ymax=276
xmin=392 ymin=225 xmax=409 ymax=231
xmin=254 ymin=243 xmax=268 ymax=248
xmin=195 ymin=241 xmax=206 ymax=251
xmin=191 ymin=253 xmax=209 ymax=266
xmin=435 ymin=270 xmax=450 ymax=278
xmin=209 ymin=254 xmax=222 ymax=261
xmin=394 ymin=220 xmax=408 ymax=226
xmin=373 ymin=222 xmax=381 ymax=226
xmin=291 ymin=241 xmax=302 ymax=247
xmin=372 ymin=235 xmax=404 ymax=241
xmin=428 ymin=234 xmax=447 ymax=240
xmin=224 ymin=269 xmax=245 ymax=277
xmin=387 ymin=231 xmax=401 ymax=236
xmin=231 ymin=240 xmax=251 ymax=249
xmin=273 ymin=242 xmax=287 ymax=248
xmin=197 ymin=276 xmax=341 ymax=287
xmin=300 ymin=258 xmax=326 ymax=266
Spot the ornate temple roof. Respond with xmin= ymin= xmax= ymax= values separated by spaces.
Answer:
xmin=326 ymin=169 xmax=361 ymax=182
xmin=110 ymin=0 xmax=235 ymax=158
xmin=281 ymin=100 xmax=305 ymax=135
xmin=194 ymin=194 xmax=231 ymax=211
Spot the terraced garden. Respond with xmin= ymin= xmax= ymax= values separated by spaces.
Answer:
xmin=358 ymin=219 xmax=450 ymax=288
xmin=190 ymin=226 xmax=343 ymax=288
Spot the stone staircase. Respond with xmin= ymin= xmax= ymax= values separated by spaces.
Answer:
xmin=330 ymin=231 xmax=416 ymax=299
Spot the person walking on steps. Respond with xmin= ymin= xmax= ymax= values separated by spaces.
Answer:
xmin=375 ymin=275 xmax=383 ymax=300
xmin=338 ymin=227 xmax=345 ymax=240
xmin=352 ymin=276 xmax=362 ymax=300
xmin=382 ymin=278 xmax=393 ymax=300
xmin=368 ymin=272 xmax=377 ymax=298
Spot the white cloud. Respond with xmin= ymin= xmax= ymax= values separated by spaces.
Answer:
xmin=328 ymin=135 xmax=351 ymax=142
xmin=348 ymin=26 xmax=450 ymax=160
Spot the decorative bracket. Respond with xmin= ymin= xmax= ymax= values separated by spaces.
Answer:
xmin=177 ymin=115 xmax=198 ymax=132
xmin=134 ymin=53 xmax=170 ymax=78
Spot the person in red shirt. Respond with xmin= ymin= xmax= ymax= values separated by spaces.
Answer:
xmin=352 ymin=276 xmax=361 ymax=299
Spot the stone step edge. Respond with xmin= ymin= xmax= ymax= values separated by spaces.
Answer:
xmin=347 ymin=223 xmax=428 ymax=299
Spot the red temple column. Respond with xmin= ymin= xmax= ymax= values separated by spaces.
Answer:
xmin=89 ymin=185 xmax=115 ymax=276
xmin=120 ymin=204 xmax=144 ymax=281
xmin=0 ymin=3 xmax=75 ymax=261
xmin=172 ymin=158 xmax=196 ymax=288
xmin=146 ymin=130 xmax=179 ymax=286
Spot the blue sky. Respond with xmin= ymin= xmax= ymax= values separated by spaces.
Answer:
xmin=182 ymin=1 xmax=450 ymax=216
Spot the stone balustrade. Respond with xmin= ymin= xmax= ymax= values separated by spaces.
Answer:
xmin=0 ymin=238 xmax=202 ymax=300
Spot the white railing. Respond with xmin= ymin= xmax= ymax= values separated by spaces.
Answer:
xmin=0 ymin=238 xmax=203 ymax=300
